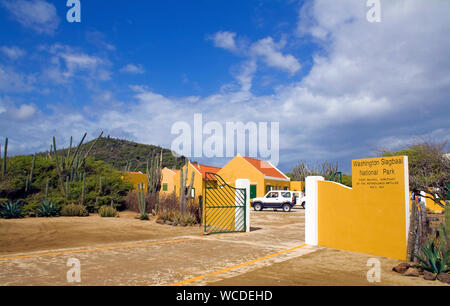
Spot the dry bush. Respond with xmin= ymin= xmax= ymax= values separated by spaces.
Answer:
xmin=125 ymin=191 xmax=155 ymax=213
xmin=126 ymin=191 xmax=202 ymax=224
xmin=157 ymin=193 xmax=202 ymax=224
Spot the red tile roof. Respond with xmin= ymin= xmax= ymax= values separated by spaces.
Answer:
xmin=191 ymin=163 xmax=221 ymax=177
xmin=165 ymin=168 xmax=180 ymax=174
xmin=242 ymin=157 xmax=288 ymax=180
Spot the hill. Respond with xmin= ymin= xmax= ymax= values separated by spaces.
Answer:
xmin=40 ymin=136 xmax=186 ymax=173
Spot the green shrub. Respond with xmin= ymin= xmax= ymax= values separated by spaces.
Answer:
xmin=140 ymin=212 xmax=149 ymax=220
xmin=61 ymin=204 xmax=89 ymax=217
xmin=414 ymin=239 xmax=449 ymax=274
xmin=37 ymin=200 xmax=58 ymax=217
xmin=0 ymin=155 xmax=133 ymax=212
xmin=181 ymin=213 xmax=197 ymax=225
xmin=0 ymin=200 xmax=23 ymax=219
xmin=98 ymin=205 xmax=118 ymax=218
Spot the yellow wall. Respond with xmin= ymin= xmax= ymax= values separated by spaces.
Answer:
xmin=290 ymin=181 xmax=305 ymax=192
xmin=121 ymin=172 xmax=148 ymax=191
xmin=425 ymin=195 xmax=445 ymax=212
xmin=174 ymin=162 xmax=203 ymax=199
xmin=217 ymin=156 xmax=291 ymax=197
xmin=264 ymin=178 xmax=291 ymax=193
xmin=317 ymin=156 xmax=408 ymax=260
xmin=217 ymin=156 xmax=265 ymax=197
xmin=161 ymin=168 xmax=177 ymax=195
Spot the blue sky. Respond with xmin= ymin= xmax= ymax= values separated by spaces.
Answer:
xmin=0 ymin=0 xmax=449 ymax=174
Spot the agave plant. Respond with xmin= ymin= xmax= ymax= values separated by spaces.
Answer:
xmin=414 ymin=239 xmax=449 ymax=274
xmin=0 ymin=200 xmax=23 ymax=219
xmin=37 ymin=200 xmax=58 ymax=217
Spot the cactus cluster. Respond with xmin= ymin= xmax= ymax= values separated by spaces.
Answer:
xmin=51 ymin=132 xmax=103 ymax=202
xmin=179 ymin=160 xmax=195 ymax=215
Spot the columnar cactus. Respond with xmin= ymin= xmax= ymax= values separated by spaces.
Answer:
xmin=1 ymin=137 xmax=7 ymax=180
xmin=137 ymin=183 xmax=148 ymax=220
xmin=147 ymin=150 xmax=163 ymax=213
xmin=25 ymin=154 xmax=36 ymax=192
xmin=80 ymin=172 xmax=86 ymax=205
xmin=445 ymin=203 xmax=450 ymax=248
xmin=45 ymin=178 xmax=49 ymax=200
xmin=179 ymin=161 xmax=195 ymax=215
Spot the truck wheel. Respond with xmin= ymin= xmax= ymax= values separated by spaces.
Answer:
xmin=254 ymin=203 xmax=263 ymax=211
xmin=282 ymin=204 xmax=291 ymax=212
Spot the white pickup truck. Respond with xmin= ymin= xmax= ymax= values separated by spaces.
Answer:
xmin=251 ymin=190 xmax=305 ymax=212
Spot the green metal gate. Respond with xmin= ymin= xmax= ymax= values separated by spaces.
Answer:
xmin=204 ymin=172 xmax=247 ymax=234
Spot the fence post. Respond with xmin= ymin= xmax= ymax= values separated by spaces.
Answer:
xmin=236 ymin=179 xmax=250 ymax=233
xmin=305 ymin=176 xmax=324 ymax=246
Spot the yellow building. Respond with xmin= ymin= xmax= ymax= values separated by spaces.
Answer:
xmin=174 ymin=162 xmax=222 ymax=200
xmin=290 ymin=181 xmax=305 ymax=192
xmin=217 ymin=154 xmax=290 ymax=199
xmin=161 ymin=167 xmax=179 ymax=195
xmin=120 ymin=172 xmax=147 ymax=191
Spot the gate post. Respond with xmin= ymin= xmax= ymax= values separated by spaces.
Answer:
xmin=305 ymin=176 xmax=324 ymax=246
xmin=236 ymin=179 xmax=251 ymax=233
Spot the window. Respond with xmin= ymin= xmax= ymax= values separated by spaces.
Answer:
xmin=191 ymin=188 xmax=195 ymax=198
xmin=281 ymin=192 xmax=291 ymax=198
xmin=162 ymin=184 xmax=168 ymax=191
xmin=266 ymin=192 xmax=278 ymax=198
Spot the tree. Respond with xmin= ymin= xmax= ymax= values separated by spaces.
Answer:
xmin=291 ymin=161 xmax=338 ymax=182
xmin=382 ymin=141 xmax=449 ymax=209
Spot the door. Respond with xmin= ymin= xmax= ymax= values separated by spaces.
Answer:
xmin=250 ymin=185 xmax=257 ymax=199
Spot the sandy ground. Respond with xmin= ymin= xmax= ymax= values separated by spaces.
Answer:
xmin=0 ymin=208 xmax=447 ymax=286
xmin=209 ymin=247 xmax=449 ymax=286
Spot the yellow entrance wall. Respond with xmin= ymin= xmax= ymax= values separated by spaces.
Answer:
xmin=121 ymin=172 xmax=147 ymax=191
xmin=317 ymin=156 xmax=408 ymax=260
xmin=217 ymin=156 xmax=265 ymax=197
xmin=290 ymin=181 xmax=305 ymax=192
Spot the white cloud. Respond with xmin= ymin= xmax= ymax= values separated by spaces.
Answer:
xmin=1 ymin=0 xmax=60 ymax=35
xmin=0 ymin=46 xmax=25 ymax=60
xmin=120 ymin=64 xmax=145 ymax=74
xmin=0 ymin=65 xmax=35 ymax=92
xmin=10 ymin=103 xmax=37 ymax=119
xmin=210 ymin=31 xmax=238 ymax=52
xmin=250 ymin=37 xmax=301 ymax=75
xmin=210 ymin=32 xmax=301 ymax=75
xmin=41 ymin=44 xmax=111 ymax=82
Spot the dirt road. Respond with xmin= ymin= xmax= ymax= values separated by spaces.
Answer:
xmin=0 ymin=208 xmax=446 ymax=286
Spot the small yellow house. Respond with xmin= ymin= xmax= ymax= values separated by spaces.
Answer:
xmin=174 ymin=162 xmax=222 ymax=200
xmin=121 ymin=172 xmax=148 ymax=191
xmin=217 ymin=155 xmax=290 ymax=199
xmin=161 ymin=167 xmax=179 ymax=195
